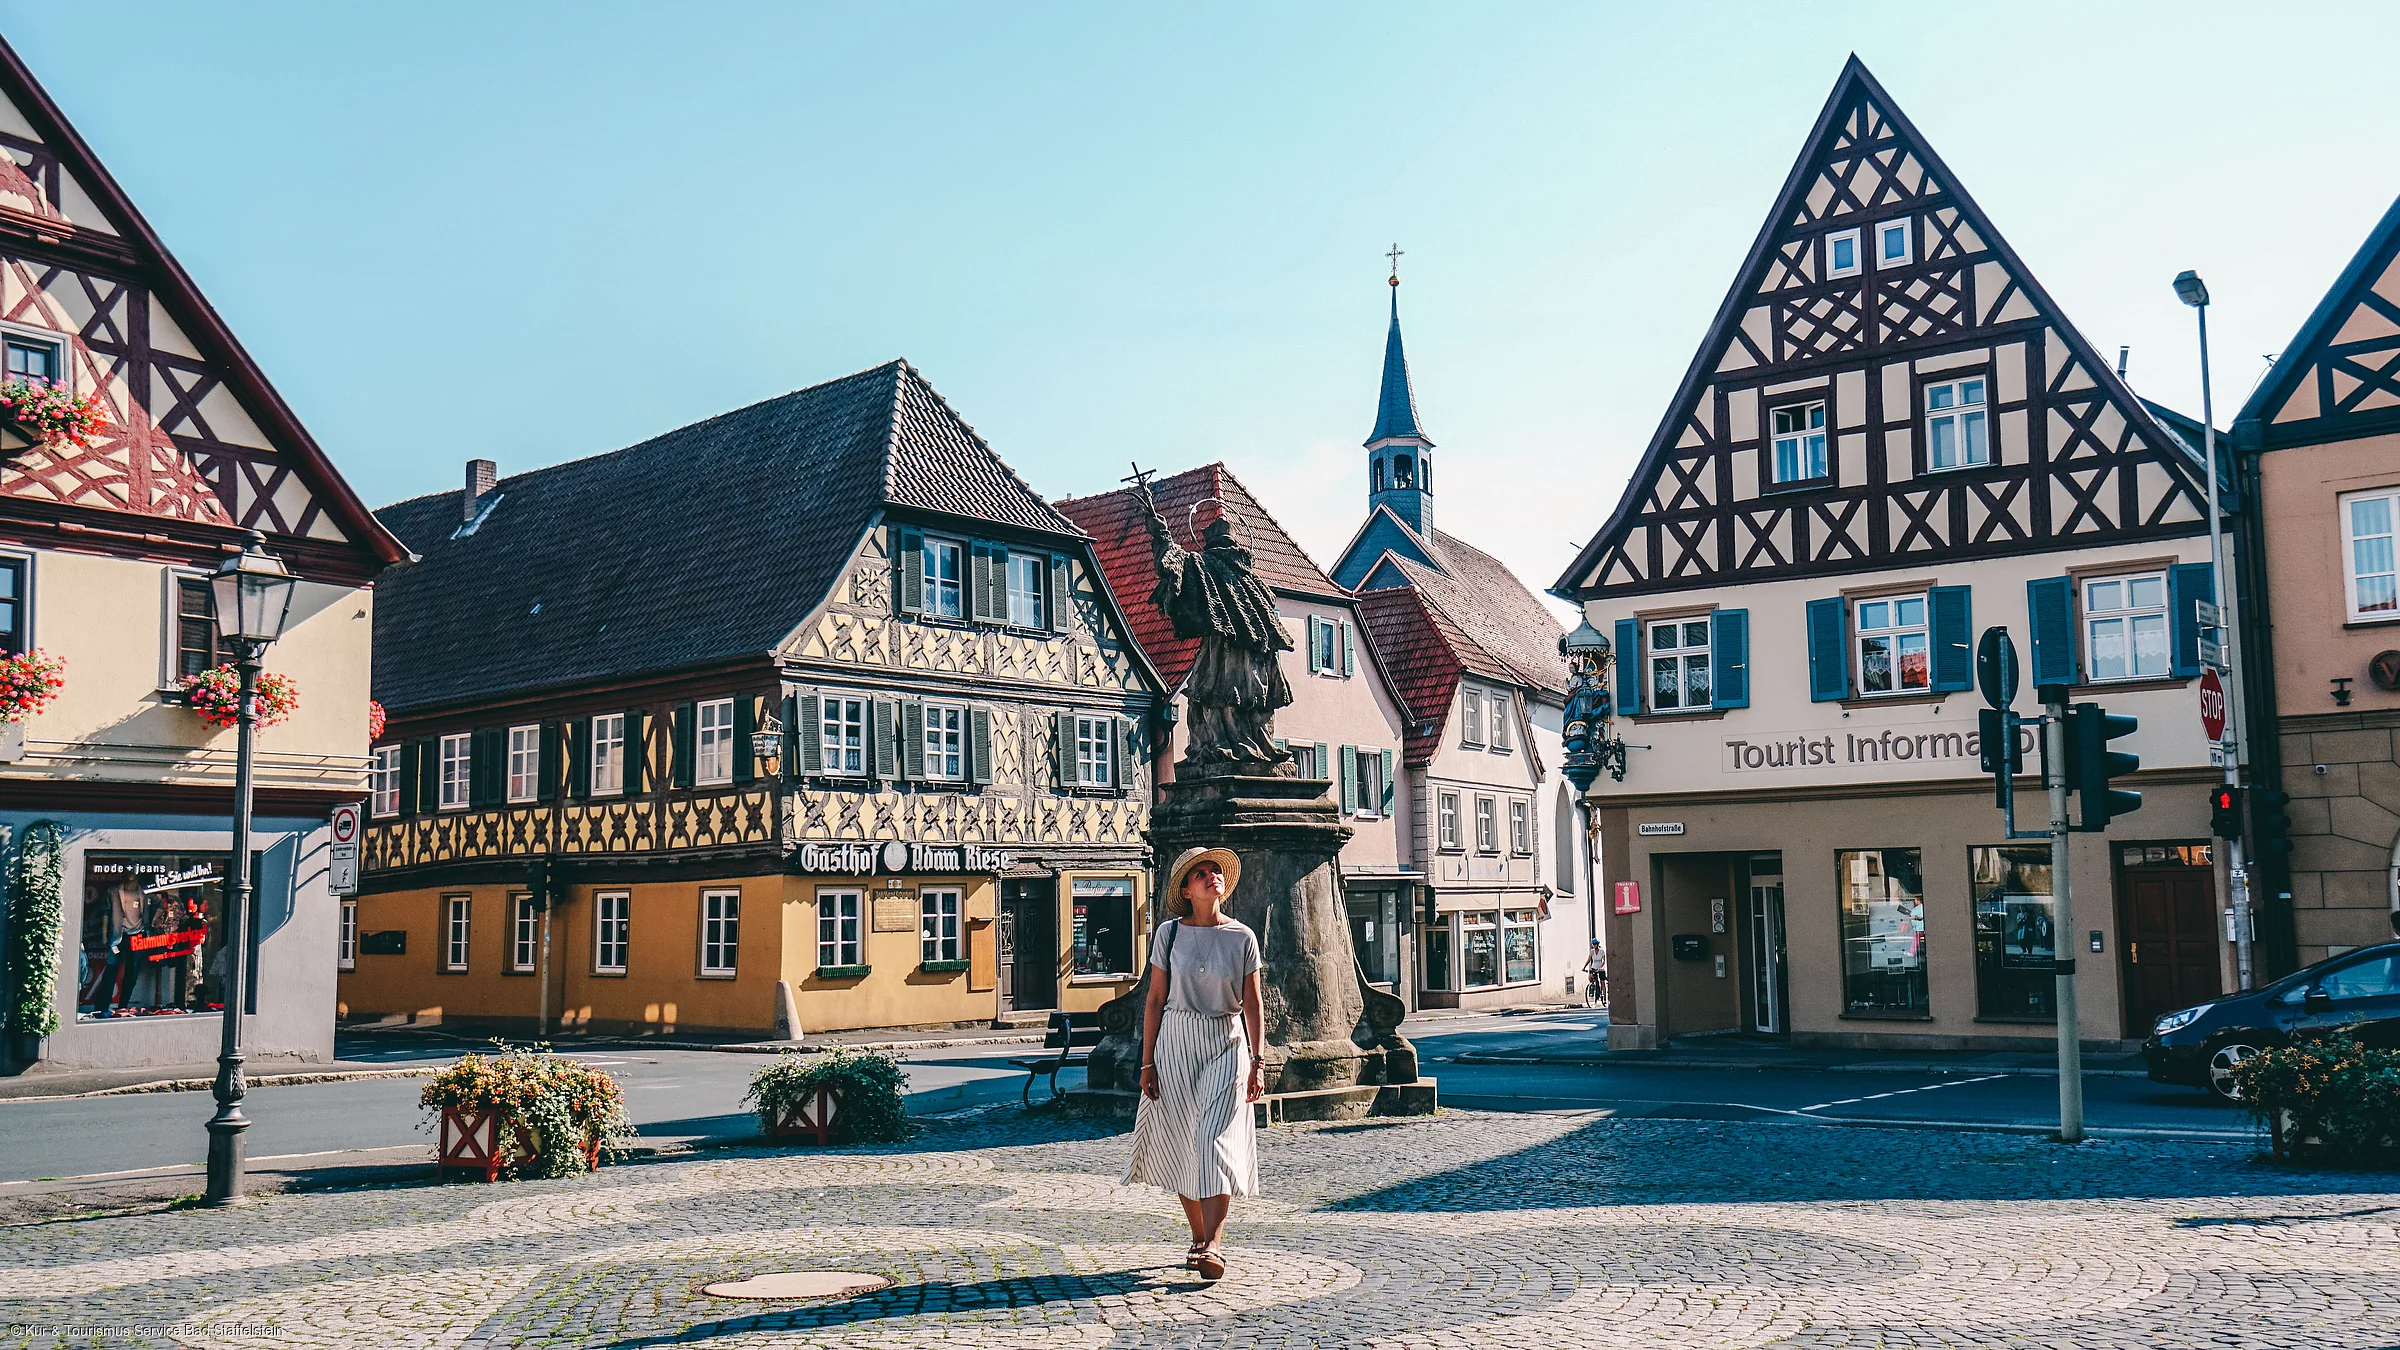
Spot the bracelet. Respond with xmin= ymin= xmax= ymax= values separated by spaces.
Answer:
xmin=1141 ymin=1062 xmax=1155 ymax=1069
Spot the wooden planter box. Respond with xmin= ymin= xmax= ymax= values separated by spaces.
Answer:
xmin=436 ymin=1105 xmax=599 ymax=1181
xmin=759 ymin=1084 xmax=844 ymax=1145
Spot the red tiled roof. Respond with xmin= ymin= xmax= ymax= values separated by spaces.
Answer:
xmin=1056 ymin=463 xmax=1342 ymax=690
xmin=1357 ymin=585 xmax=1466 ymax=765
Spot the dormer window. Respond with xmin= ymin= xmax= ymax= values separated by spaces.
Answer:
xmin=1876 ymin=219 xmax=1912 ymax=269
xmin=1827 ymin=228 xmax=1862 ymax=278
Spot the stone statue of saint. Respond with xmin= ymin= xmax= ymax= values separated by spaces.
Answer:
xmin=1136 ymin=484 xmax=1294 ymax=772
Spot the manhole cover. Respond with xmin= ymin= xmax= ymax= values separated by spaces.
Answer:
xmin=702 ymin=1271 xmax=893 ymax=1301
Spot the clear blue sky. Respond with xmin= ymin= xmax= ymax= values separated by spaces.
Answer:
xmin=8 ymin=4 xmax=2397 ymax=605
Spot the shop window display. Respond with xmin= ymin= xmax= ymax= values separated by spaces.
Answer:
xmin=1970 ymin=845 xmax=2055 ymax=1019
xmin=1837 ymin=848 xmax=1927 ymax=1014
xmin=77 ymin=851 xmax=251 ymax=1022
xmin=1503 ymin=908 xmax=1539 ymax=985
xmin=1072 ymin=878 xmax=1135 ymax=977
xmin=1461 ymin=911 xmax=1500 ymax=988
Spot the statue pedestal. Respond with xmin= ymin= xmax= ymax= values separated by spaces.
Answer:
xmin=1085 ymin=773 xmax=1433 ymax=1120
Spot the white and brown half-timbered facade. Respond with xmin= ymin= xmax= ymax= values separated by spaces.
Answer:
xmin=1557 ymin=59 xmax=2235 ymax=1052
xmin=0 ymin=38 xmax=407 ymax=1071
xmin=343 ymin=362 xmax=1166 ymax=1038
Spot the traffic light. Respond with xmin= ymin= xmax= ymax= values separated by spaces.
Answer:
xmin=525 ymin=858 xmax=555 ymax=912
xmin=1978 ymin=707 xmax=2021 ymax=806
xmin=2209 ymin=785 xmax=2244 ymax=840
xmin=2251 ymin=788 xmax=2292 ymax=858
xmin=2067 ymin=703 xmax=2141 ymax=831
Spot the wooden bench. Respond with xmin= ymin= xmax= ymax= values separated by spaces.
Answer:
xmin=1008 ymin=1010 xmax=1103 ymax=1104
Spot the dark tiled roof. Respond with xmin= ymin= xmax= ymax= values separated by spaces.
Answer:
xmin=372 ymin=361 xmax=1081 ymax=713
xmin=1415 ymin=531 xmax=1570 ymax=697
xmin=1357 ymin=586 xmax=1464 ymax=764
xmin=1055 ymin=463 xmax=1343 ymax=691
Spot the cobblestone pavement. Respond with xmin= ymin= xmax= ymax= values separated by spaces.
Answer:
xmin=3 ymin=1110 xmax=2397 ymax=1348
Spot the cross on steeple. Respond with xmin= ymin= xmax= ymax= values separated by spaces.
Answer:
xmin=1385 ymin=242 xmax=1403 ymax=284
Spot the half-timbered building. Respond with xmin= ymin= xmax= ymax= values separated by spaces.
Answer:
xmin=1057 ymin=462 xmax=1422 ymax=1003
xmin=2231 ymin=192 xmax=2400 ymax=969
xmin=1555 ymin=59 xmax=2233 ymax=1052
xmin=0 ymin=38 xmax=407 ymax=1071
xmin=341 ymin=361 xmax=1166 ymax=1038
xmin=1330 ymin=277 xmax=1593 ymax=1009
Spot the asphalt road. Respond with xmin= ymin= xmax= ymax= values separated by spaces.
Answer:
xmin=0 ymin=1009 xmax=2250 ymax=1184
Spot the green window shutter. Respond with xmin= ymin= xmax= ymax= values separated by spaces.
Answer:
xmin=2026 ymin=577 xmax=2077 ymax=688
xmin=902 ymin=700 xmax=926 ymax=779
xmin=671 ymin=702 xmax=696 ymax=789
xmin=733 ymin=695 xmax=757 ymax=783
xmin=400 ymin=740 xmax=423 ymax=815
xmin=1339 ymin=744 xmax=1358 ymax=814
xmin=568 ymin=719 xmax=591 ymax=798
xmin=1928 ymin=586 xmax=1973 ymax=692
xmin=1049 ymin=553 xmax=1071 ymax=633
xmin=1710 ymin=609 xmax=1751 ymax=709
xmin=1379 ymin=750 xmax=1396 ymax=815
xmin=1805 ymin=598 xmax=1849 ymax=703
xmin=1341 ymin=619 xmax=1356 ymax=677
xmin=1115 ymin=716 xmax=1135 ymax=790
xmin=897 ymin=528 xmax=924 ymax=615
xmin=969 ymin=707 xmax=993 ymax=785
xmin=537 ymin=722 xmax=561 ymax=802
xmin=1304 ymin=617 xmax=1322 ymax=673
xmin=1613 ymin=619 xmax=1642 ymax=715
xmin=622 ymin=711 xmax=646 ymax=794
xmin=1053 ymin=709 xmax=1073 ymax=789
xmin=779 ymin=694 xmax=800 ymax=779
xmin=969 ymin=543 xmax=998 ymax=623
xmin=796 ymin=693 xmax=822 ymax=775
xmin=1315 ymin=741 xmax=1329 ymax=782
xmin=872 ymin=699 xmax=897 ymax=779
xmin=2168 ymin=562 xmax=2215 ymax=678
xmin=471 ymin=727 xmax=504 ymax=807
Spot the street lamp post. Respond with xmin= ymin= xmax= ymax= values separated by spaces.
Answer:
xmin=2174 ymin=269 xmax=2254 ymax=992
xmin=203 ymin=530 xmax=297 ymax=1207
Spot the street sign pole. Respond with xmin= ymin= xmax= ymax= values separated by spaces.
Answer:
xmin=2044 ymin=683 xmax=2084 ymax=1143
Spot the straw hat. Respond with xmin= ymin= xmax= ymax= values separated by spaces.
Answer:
xmin=1164 ymin=846 xmax=1241 ymax=917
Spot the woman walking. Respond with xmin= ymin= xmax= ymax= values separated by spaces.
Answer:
xmin=1124 ymin=846 xmax=1265 ymax=1282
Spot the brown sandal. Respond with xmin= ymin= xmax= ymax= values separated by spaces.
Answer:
xmin=1194 ymin=1245 xmax=1226 ymax=1281
xmin=1185 ymin=1242 xmax=1206 ymax=1270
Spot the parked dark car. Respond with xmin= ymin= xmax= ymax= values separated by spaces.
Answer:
xmin=2144 ymin=940 xmax=2400 ymax=1102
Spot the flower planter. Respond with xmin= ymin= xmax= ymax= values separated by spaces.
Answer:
xmin=436 ymin=1106 xmax=598 ymax=1182
xmin=760 ymin=1084 xmax=844 ymax=1145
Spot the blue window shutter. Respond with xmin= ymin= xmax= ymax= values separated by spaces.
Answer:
xmin=2168 ymin=563 xmax=2215 ymax=678
xmin=2027 ymin=577 xmax=2077 ymax=688
xmin=1613 ymin=619 xmax=1641 ymax=716
xmin=1928 ymin=586 xmax=1973 ymax=692
xmin=1710 ymin=609 xmax=1750 ymax=709
xmin=1806 ymin=598 xmax=1849 ymax=702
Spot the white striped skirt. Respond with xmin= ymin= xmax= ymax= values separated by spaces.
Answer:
xmin=1122 ymin=1008 xmax=1259 ymax=1200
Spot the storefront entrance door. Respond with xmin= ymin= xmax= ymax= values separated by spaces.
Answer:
xmin=1001 ymin=879 xmax=1056 ymax=1012
xmin=2120 ymin=860 xmax=2220 ymax=1034
xmin=1748 ymin=878 xmax=1787 ymax=1034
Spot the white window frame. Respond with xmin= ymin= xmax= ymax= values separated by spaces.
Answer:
xmin=1460 ymin=910 xmax=1500 ymax=989
xmin=822 ymin=695 xmax=868 ymax=776
xmin=922 ymin=536 xmax=965 ymax=619
xmin=1772 ymin=401 xmax=1829 ymax=483
xmin=2341 ymin=486 xmax=2400 ymax=622
xmin=1502 ymin=907 xmax=1540 ymax=985
xmin=1826 ymin=227 xmax=1862 ymax=278
xmin=1924 ymin=377 xmax=1990 ymax=470
xmin=1510 ymin=799 xmax=1530 ymax=855
xmin=1439 ymin=792 xmax=1461 ymax=851
xmin=370 ymin=746 xmax=400 ymax=818
xmin=700 ymin=888 xmax=741 ymax=977
xmin=923 ymin=702 xmax=965 ymax=781
xmin=695 ymin=698 xmax=735 ymax=786
xmin=509 ymin=893 xmax=538 ymax=973
xmin=1490 ymin=693 xmax=1514 ymax=752
xmin=0 ymin=322 xmax=69 ymax=394
xmin=1006 ymin=552 xmax=1047 ymax=628
xmin=1875 ymin=218 xmax=1912 ymax=269
xmin=1075 ymin=713 xmax=1113 ymax=788
xmin=1854 ymin=593 xmax=1932 ymax=697
xmin=817 ymin=888 xmax=863 ymax=969
xmin=1648 ymin=618 xmax=1713 ymax=712
xmin=2081 ymin=571 xmax=2171 ymax=682
xmin=506 ymin=724 xmax=540 ymax=803
xmin=920 ymin=887 xmax=962 ymax=965
xmin=590 ymin=714 xmax=625 ymax=796
xmin=338 ymin=899 xmax=357 ymax=971
xmin=1460 ymin=686 xmax=1485 ymax=746
xmin=1288 ymin=741 xmax=1319 ymax=779
xmin=1475 ymin=796 xmax=1497 ymax=853
xmin=438 ymin=734 xmax=472 ymax=811
xmin=442 ymin=895 xmax=471 ymax=971
xmin=1354 ymin=749 xmax=1385 ymax=820
xmin=594 ymin=891 xmax=630 ymax=975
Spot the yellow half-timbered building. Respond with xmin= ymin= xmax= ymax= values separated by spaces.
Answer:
xmin=341 ymin=362 xmax=1165 ymax=1037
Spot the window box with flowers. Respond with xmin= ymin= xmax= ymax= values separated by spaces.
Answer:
xmin=0 ymin=648 xmax=63 ymax=761
xmin=417 ymin=1045 xmax=635 ymax=1181
xmin=0 ymin=379 xmax=106 ymax=455
xmin=176 ymin=664 xmax=299 ymax=730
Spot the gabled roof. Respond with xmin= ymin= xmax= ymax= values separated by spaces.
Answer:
xmin=1356 ymin=586 xmax=1466 ymax=765
xmin=1329 ymin=502 xmax=1439 ymax=590
xmin=373 ymin=361 xmax=1084 ymax=713
xmin=1366 ymin=285 xmax=1430 ymax=446
xmin=1333 ymin=503 xmax=1568 ymax=699
xmin=1055 ymin=462 xmax=1343 ymax=691
xmin=0 ymin=36 xmax=403 ymax=577
xmin=2235 ymin=193 xmax=2400 ymax=448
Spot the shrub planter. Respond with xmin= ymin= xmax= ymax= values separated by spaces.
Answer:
xmin=2233 ymin=1031 xmax=2400 ymax=1166
xmin=759 ymin=1084 xmax=843 ymax=1145
xmin=745 ymin=1047 xmax=912 ymax=1146
xmin=419 ymin=1045 xmax=633 ymax=1181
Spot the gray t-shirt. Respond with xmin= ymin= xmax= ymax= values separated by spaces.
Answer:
xmin=1154 ymin=919 xmax=1262 ymax=1017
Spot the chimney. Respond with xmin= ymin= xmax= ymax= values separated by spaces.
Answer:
xmin=465 ymin=459 xmax=497 ymax=521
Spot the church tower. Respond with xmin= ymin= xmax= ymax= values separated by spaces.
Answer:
xmin=1365 ymin=264 xmax=1434 ymax=536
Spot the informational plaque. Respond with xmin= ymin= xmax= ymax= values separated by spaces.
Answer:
xmin=872 ymin=893 xmax=917 ymax=933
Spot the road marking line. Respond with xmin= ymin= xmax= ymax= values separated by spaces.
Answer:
xmin=1800 ymin=1073 xmax=2011 ymax=1113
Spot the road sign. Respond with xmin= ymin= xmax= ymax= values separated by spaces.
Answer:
xmin=330 ymin=842 xmax=359 ymax=896
xmin=2198 ymin=668 xmax=2227 ymax=742
xmin=329 ymin=802 xmax=360 ymax=846
xmin=2194 ymin=599 xmax=2221 ymax=630
xmin=2198 ymin=637 xmax=2226 ymax=670
xmin=1975 ymin=627 xmax=2019 ymax=709
xmin=1611 ymin=881 xmax=1642 ymax=915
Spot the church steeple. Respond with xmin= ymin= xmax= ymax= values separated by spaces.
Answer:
xmin=1365 ymin=247 xmax=1434 ymax=537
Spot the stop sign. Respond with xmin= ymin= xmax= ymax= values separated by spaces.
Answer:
xmin=2198 ymin=668 xmax=2227 ymax=742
